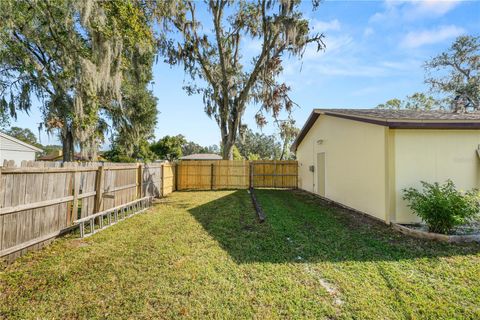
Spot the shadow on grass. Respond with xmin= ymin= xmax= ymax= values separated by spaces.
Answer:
xmin=188 ymin=189 xmax=480 ymax=263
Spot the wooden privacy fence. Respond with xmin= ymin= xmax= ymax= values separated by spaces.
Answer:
xmin=0 ymin=159 xmax=295 ymax=260
xmin=0 ymin=161 xmax=175 ymax=260
xmin=176 ymin=160 xmax=298 ymax=190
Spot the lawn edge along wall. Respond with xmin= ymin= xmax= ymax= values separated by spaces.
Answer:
xmin=305 ymin=190 xmax=480 ymax=244
xmin=0 ymin=160 xmax=297 ymax=262
xmin=392 ymin=223 xmax=480 ymax=244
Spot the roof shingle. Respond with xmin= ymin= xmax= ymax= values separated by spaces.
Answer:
xmin=317 ymin=109 xmax=480 ymax=121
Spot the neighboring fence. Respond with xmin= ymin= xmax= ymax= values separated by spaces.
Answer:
xmin=176 ymin=160 xmax=298 ymax=190
xmin=0 ymin=161 xmax=175 ymax=260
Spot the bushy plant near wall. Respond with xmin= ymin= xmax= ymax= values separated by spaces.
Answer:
xmin=403 ymin=180 xmax=480 ymax=234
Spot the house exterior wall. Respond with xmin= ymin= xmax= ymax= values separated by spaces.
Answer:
xmin=296 ymin=115 xmax=388 ymax=221
xmin=0 ymin=135 xmax=37 ymax=165
xmin=393 ymin=129 xmax=480 ymax=223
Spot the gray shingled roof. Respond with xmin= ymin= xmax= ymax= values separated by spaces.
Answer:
xmin=180 ymin=153 xmax=222 ymax=160
xmin=316 ymin=109 xmax=480 ymax=121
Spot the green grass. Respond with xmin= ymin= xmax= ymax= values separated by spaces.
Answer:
xmin=1 ymin=190 xmax=479 ymax=319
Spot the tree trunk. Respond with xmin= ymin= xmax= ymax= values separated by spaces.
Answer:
xmin=62 ymin=129 xmax=74 ymax=162
xmin=222 ymin=138 xmax=234 ymax=160
xmin=219 ymin=100 xmax=243 ymax=160
xmin=279 ymin=146 xmax=286 ymax=160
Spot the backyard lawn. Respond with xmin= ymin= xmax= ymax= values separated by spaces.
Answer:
xmin=1 ymin=190 xmax=479 ymax=319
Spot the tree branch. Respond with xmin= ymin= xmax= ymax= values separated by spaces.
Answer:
xmin=210 ymin=0 xmax=230 ymax=123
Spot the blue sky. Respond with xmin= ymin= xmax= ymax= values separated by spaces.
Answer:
xmin=11 ymin=0 xmax=480 ymax=147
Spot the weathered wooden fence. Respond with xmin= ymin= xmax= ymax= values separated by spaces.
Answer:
xmin=0 ymin=161 xmax=175 ymax=260
xmin=176 ymin=160 xmax=298 ymax=190
xmin=0 ymin=159 xmax=295 ymax=261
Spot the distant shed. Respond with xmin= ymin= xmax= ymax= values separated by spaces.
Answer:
xmin=292 ymin=109 xmax=480 ymax=224
xmin=0 ymin=132 xmax=42 ymax=165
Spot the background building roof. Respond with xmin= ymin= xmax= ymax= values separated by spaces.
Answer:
xmin=180 ymin=153 xmax=222 ymax=160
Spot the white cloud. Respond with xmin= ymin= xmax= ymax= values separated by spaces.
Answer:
xmin=311 ymin=19 xmax=341 ymax=32
xmin=401 ymin=25 xmax=465 ymax=48
xmin=311 ymin=63 xmax=389 ymax=77
xmin=351 ymin=86 xmax=383 ymax=96
xmin=408 ymin=0 xmax=463 ymax=17
xmin=379 ymin=59 xmax=422 ymax=70
xmin=363 ymin=27 xmax=374 ymax=37
xmin=283 ymin=46 xmax=420 ymax=80
xmin=301 ymin=35 xmax=354 ymax=61
xmin=370 ymin=0 xmax=464 ymax=23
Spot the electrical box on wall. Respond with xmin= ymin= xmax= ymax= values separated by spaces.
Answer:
xmin=309 ymin=165 xmax=315 ymax=172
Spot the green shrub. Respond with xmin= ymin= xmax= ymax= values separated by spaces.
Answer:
xmin=403 ymin=180 xmax=480 ymax=234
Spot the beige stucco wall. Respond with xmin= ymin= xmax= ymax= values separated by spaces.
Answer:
xmin=393 ymin=129 xmax=480 ymax=223
xmin=296 ymin=115 xmax=388 ymax=221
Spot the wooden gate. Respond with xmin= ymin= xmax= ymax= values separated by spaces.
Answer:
xmin=250 ymin=160 xmax=298 ymax=188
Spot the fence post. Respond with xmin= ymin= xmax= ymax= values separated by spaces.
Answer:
xmin=94 ymin=165 xmax=105 ymax=213
xmin=249 ymin=161 xmax=254 ymax=189
xmin=137 ymin=164 xmax=144 ymax=199
xmin=295 ymin=162 xmax=298 ymax=189
xmin=72 ymin=169 xmax=80 ymax=224
xmin=273 ymin=160 xmax=276 ymax=189
xmin=0 ymin=166 xmax=2 ymax=200
xmin=175 ymin=162 xmax=178 ymax=191
xmin=210 ymin=163 xmax=214 ymax=190
xmin=160 ymin=164 xmax=165 ymax=197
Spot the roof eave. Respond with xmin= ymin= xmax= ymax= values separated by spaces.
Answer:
xmin=290 ymin=110 xmax=321 ymax=152
xmin=292 ymin=109 xmax=480 ymax=152
xmin=0 ymin=132 xmax=43 ymax=152
xmin=322 ymin=111 xmax=480 ymax=128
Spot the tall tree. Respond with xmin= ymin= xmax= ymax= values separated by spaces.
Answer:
xmin=163 ymin=0 xmax=324 ymax=159
xmin=108 ymin=39 xmax=158 ymax=162
xmin=104 ymin=139 xmax=156 ymax=163
xmin=1 ymin=0 xmax=76 ymax=160
xmin=0 ymin=0 xmax=157 ymax=161
xmin=40 ymin=144 xmax=62 ymax=157
xmin=236 ymin=128 xmax=281 ymax=160
xmin=377 ymin=93 xmax=445 ymax=110
xmin=182 ymin=141 xmax=207 ymax=155
xmin=425 ymin=35 xmax=480 ymax=112
xmin=277 ymin=119 xmax=299 ymax=160
xmin=5 ymin=127 xmax=39 ymax=147
xmin=150 ymin=135 xmax=187 ymax=161
xmin=181 ymin=140 xmax=220 ymax=155
xmin=0 ymin=107 xmax=11 ymax=130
